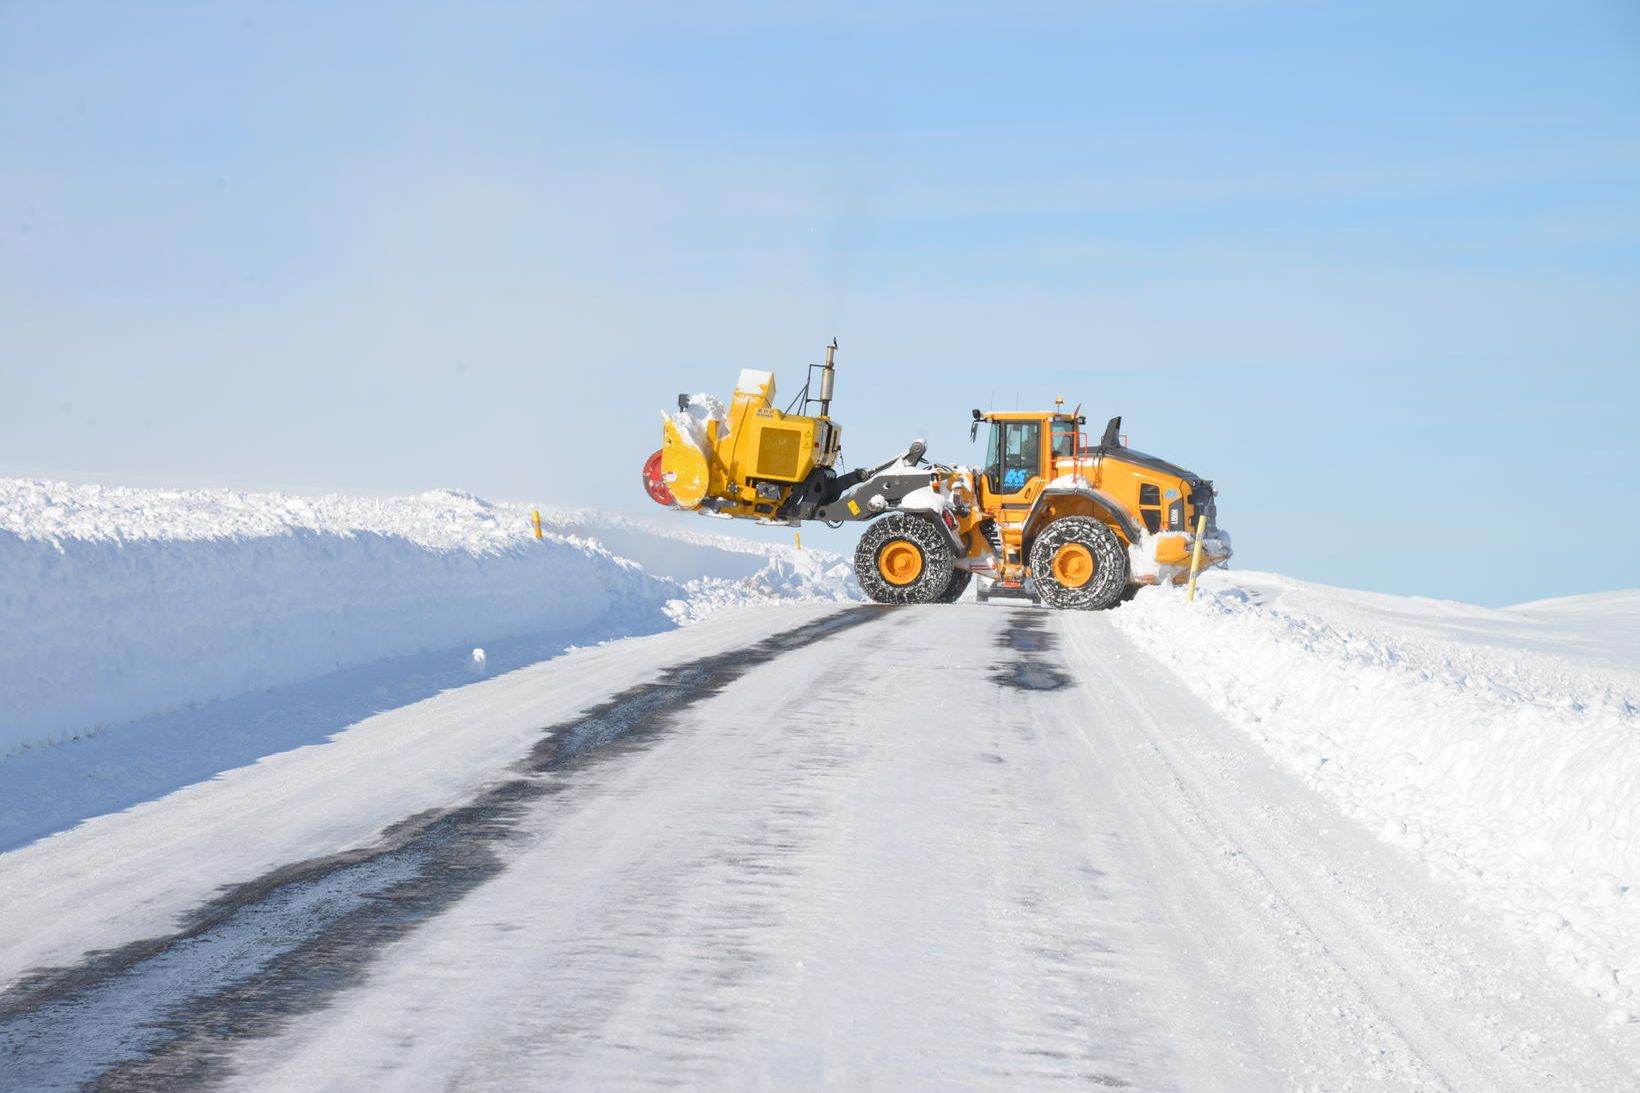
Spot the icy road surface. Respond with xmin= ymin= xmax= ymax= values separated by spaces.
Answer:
xmin=3 ymin=604 xmax=1636 ymax=1090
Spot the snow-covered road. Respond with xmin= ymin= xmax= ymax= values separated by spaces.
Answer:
xmin=3 ymin=604 xmax=1636 ymax=1090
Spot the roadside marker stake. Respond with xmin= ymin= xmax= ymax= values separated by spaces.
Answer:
xmin=532 ymin=510 xmax=543 ymax=540
xmin=1186 ymin=515 xmax=1207 ymax=602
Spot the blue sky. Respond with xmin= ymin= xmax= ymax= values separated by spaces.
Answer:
xmin=2 ymin=1 xmax=1637 ymax=605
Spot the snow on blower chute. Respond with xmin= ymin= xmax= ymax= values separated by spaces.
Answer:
xmin=643 ymin=341 xmax=1231 ymax=608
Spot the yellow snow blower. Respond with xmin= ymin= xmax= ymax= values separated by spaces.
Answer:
xmin=648 ymin=344 xmax=844 ymax=518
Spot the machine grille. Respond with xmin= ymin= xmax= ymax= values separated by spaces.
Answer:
xmin=756 ymin=427 xmax=802 ymax=480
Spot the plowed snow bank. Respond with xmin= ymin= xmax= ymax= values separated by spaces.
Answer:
xmin=0 ymin=480 xmax=857 ymax=755
xmin=1112 ymin=573 xmax=1640 ymax=1020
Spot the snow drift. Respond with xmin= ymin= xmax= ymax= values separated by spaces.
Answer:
xmin=1113 ymin=573 xmax=1640 ymax=1019
xmin=0 ymin=479 xmax=858 ymax=756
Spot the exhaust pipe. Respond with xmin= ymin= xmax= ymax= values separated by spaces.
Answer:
xmin=818 ymin=338 xmax=837 ymax=417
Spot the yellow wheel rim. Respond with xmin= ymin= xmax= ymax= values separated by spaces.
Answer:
xmin=879 ymin=540 xmax=924 ymax=586
xmin=1051 ymin=543 xmax=1095 ymax=588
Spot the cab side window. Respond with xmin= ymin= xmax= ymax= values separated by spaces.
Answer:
xmin=1139 ymin=483 xmax=1162 ymax=534
xmin=984 ymin=424 xmax=1002 ymax=492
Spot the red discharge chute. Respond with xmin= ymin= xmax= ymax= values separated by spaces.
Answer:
xmin=642 ymin=450 xmax=675 ymax=506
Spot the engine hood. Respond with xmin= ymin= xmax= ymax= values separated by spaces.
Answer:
xmin=1100 ymin=446 xmax=1197 ymax=482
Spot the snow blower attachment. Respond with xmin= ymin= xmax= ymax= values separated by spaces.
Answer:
xmin=644 ymin=342 xmax=1232 ymax=608
xmin=645 ymin=341 xmax=928 ymax=523
xmin=655 ymin=365 xmax=838 ymax=517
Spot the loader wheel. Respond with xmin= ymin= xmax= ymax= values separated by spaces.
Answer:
xmin=935 ymin=568 xmax=972 ymax=604
xmin=855 ymin=513 xmax=956 ymax=605
xmin=1029 ymin=516 xmax=1129 ymax=610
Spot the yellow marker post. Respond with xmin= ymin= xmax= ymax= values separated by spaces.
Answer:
xmin=1186 ymin=515 xmax=1208 ymax=602
xmin=795 ymin=532 xmax=802 ymax=551
xmin=532 ymin=510 xmax=543 ymax=540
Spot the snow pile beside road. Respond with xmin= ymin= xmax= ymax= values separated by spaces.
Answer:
xmin=520 ymin=507 xmax=861 ymax=621
xmin=665 ymin=550 xmax=862 ymax=626
xmin=0 ymin=479 xmax=858 ymax=756
xmin=1111 ymin=572 xmax=1640 ymax=1018
xmin=533 ymin=507 xmax=803 ymax=581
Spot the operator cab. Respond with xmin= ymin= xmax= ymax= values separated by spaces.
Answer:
xmin=971 ymin=410 xmax=1087 ymax=499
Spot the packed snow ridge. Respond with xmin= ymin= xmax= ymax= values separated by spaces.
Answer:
xmin=0 ymin=478 xmax=860 ymax=756
xmin=1116 ymin=573 xmax=1640 ymax=1023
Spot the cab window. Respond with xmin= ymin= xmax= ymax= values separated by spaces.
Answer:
xmin=986 ymin=421 xmax=1041 ymax=494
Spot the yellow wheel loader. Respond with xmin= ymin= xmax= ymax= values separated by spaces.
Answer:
xmin=643 ymin=343 xmax=1231 ymax=609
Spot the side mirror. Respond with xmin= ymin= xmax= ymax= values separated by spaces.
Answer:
xmin=969 ymin=421 xmax=979 ymax=443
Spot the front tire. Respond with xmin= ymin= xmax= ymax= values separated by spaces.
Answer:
xmin=1029 ymin=516 xmax=1129 ymax=610
xmin=855 ymin=513 xmax=957 ymax=604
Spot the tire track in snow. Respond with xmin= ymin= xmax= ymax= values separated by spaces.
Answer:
xmin=991 ymin=609 xmax=1073 ymax=692
xmin=0 ymin=606 xmax=883 ymax=1093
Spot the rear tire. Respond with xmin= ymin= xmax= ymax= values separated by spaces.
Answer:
xmin=935 ymin=568 xmax=972 ymax=603
xmin=855 ymin=513 xmax=956 ymax=605
xmin=1029 ymin=517 xmax=1129 ymax=610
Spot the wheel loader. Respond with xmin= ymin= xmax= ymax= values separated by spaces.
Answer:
xmin=642 ymin=342 xmax=1231 ymax=609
